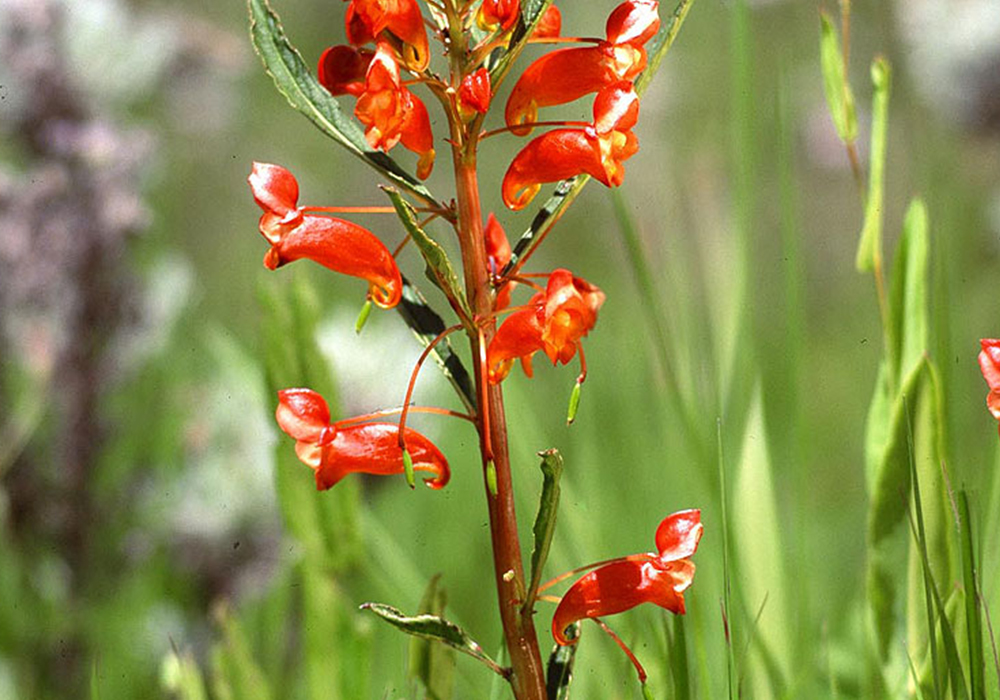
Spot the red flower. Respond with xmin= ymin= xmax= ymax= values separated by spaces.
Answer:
xmin=530 ymin=5 xmax=562 ymax=39
xmin=459 ymin=68 xmax=493 ymax=116
xmin=276 ymin=388 xmax=450 ymax=490
xmin=487 ymin=268 xmax=605 ymax=383
xmin=502 ymin=82 xmax=639 ymax=210
xmin=317 ymin=45 xmax=374 ymax=96
xmin=344 ymin=0 xmax=430 ymax=71
xmin=477 ymin=0 xmax=520 ymax=31
xmin=551 ymin=509 xmax=702 ymax=645
xmin=484 ymin=213 xmax=514 ymax=309
xmin=505 ymin=0 xmax=657 ymax=134
xmin=248 ymin=162 xmax=402 ymax=308
xmin=980 ymin=339 xmax=1000 ymax=433
xmin=354 ymin=43 xmax=436 ymax=179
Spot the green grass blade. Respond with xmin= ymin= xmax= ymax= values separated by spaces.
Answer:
xmin=717 ymin=418 xmax=738 ymax=700
xmin=247 ymin=0 xmax=440 ymax=208
xmin=888 ymin=198 xmax=930 ymax=383
xmin=960 ymin=491 xmax=987 ymax=699
xmin=856 ymin=58 xmax=891 ymax=272
xmin=667 ymin=615 xmax=691 ymax=700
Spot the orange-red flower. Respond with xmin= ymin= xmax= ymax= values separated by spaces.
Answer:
xmin=487 ymin=268 xmax=605 ymax=383
xmin=484 ymin=213 xmax=513 ymax=309
xmin=459 ymin=68 xmax=493 ymax=116
xmin=248 ymin=162 xmax=402 ymax=308
xmin=505 ymin=0 xmax=658 ymax=134
xmin=477 ymin=0 xmax=520 ymax=31
xmin=276 ymin=388 xmax=450 ymax=490
xmin=979 ymin=339 xmax=1000 ymax=434
xmin=551 ymin=509 xmax=702 ymax=645
xmin=530 ymin=5 xmax=562 ymax=39
xmin=353 ymin=43 xmax=436 ymax=179
xmin=502 ymin=82 xmax=639 ymax=210
xmin=344 ymin=0 xmax=430 ymax=70
xmin=317 ymin=45 xmax=374 ymax=96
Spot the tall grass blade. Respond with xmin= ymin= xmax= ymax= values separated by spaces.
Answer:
xmin=717 ymin=418 xmax=738 ymax=700
xmin=856 ymin=58 xmax=891 ymax=272
xmin=818 ymin=12 xmax=858 ymax=144
xmin=960 ymin=491 xmax=987 ymax=699
xmin=667 ymin=616 xmax=691 ymax=700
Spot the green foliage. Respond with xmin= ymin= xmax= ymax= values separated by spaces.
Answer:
xmin=857 ymin=58 xmax=892 ymax=273
xmin=544 ymin=625 xmax=579 ymax=700
xmin=525 ymin=449 xmax=564 ymax=616
xmin=408 ymin=575 xmax=457 ymax=700
xmin=819 ymin=12 xmax=858 ymax=145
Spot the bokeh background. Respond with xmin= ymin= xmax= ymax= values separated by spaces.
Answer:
xmin=1 ymin=0 xmax=999 ymax=697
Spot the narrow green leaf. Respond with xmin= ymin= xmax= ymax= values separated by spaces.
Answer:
xmin=856 ymin=57 xmax=891 ymax=272
xmin=888 ymin=198 xmax=929 ymax=383
xmin=360 ymin=603 xmax=508 ymax=678
xmin=716 ymin=418 xmax=738 ymax=700
xmin=545 ymin=624 xmax=579 ymax=700
xmin=819 ymin=12 xmax=858 ymax=144
xmin=863 ymin=361 xmax=893 ymax=491
xmin=524 ymin=449 xmax=563 ymax=615
xmin=959 ymin=492 xmax=986 ymax=700
xmin=668 ymin=616 xmax=691 ymax=700
xmin=383 ymin=187 xmax=471 ymax=319
xmin=90 ymin=660 xmax=101 ymax=700
xmin=395 ymin=279 xmax=476 ymax=412
xmin=906 ymin=409 xmax=970 ymax=700
xmin=503 ymin=0 xmax=698 ymax=276
xmin=641 ymin=682 xmax=656 ymax=700
xmin=247 ymin=0 xmax=439 ymax=208
xmin=408 ymin=576 xmax=457 ymax=700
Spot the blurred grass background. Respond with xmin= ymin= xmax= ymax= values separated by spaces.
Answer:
xmin=1 ymin=0 xmax=999 ymax=698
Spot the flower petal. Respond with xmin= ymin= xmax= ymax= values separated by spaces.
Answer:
xmin=653 ymin=509 xmax=703 ymax=562
xmin=502 ymin=129 xmax=604 ymax=210
xmin=605 ymin=0 xmax=660 ymax=46
xmin=504 ymin=44 xmax=643 ymax=135
xmin=268 ymin=214 xmax=402 ymax=308
xmin=488 ymin=306 xmax=545 ymax=383
xmin=317 ymin=45 xmax=373 ymax=96
xmin=478 ymin=0 xmax=520 ymax=31
xmin=313 ymin=422 xmax=450 ymax=490
xmin=399 ymin=91 xmax=436 ymax=179
xmin=249 ymin=162 xmax=300 ymax=217
xmin=459 ymin=68 xmax=493 ymax=115
xmin=530 ymin=5 xmax=561 ymax=38
xmin=980 ymin=339 xmax=1000 ymax=390
xmin=551 ymin=555 xmax=691 ymax=645
xmin=276 ymin=388 xmax=332 ymax=442
xmin=593 ymin=81 xmax=640 ymax=134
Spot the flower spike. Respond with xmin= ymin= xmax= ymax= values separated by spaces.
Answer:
xmin=276 ymin=388 xmax=450 ymax=490
xmin=478 ymin=0 xmax=520 ymax=32
xmin=249 ymin=162 xmax=403 ymax=308
xmin=979 ymin=339 xmax=1000 ymax=434
xmin=551 ymin=509 xmax=702 ymax=646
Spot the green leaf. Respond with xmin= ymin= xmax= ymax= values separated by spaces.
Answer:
xmin=667 ymin=616 xmax=691 ymax=700
xmin=524 ymin=449 xmax=563 ymax=615
xmin=856 ymin=57 xmax=891 ymax=272
xmin=959 ymin=492 xmax=986 ymax=700
xmin=503 ymin=0 xmax=698 ymax=275
xmin=545 ymin=624 xmax=579 ymax=700
xmin=867 ymin=359 xmax=951 ymax=659
xmin=863 ymin=361 xmax=893 ymax=492
xmin=888 ymin=198 xmax=929 ymax=383
xmin=247 ymin=0 xmax=439 ymax=208
xmin=819 ymin=12 xmax=858 ymax=144
xmin=211 ymin=606 xmax=274 ymax=700
xmin=360 ymin=603 xmax=509 ymax=679
xmin=408 ymin=575 xmax=456 ymax=700
xmin=396 ymin=279 xmax=477 ymax=412
xmin=383 ymin=187 xmax=471 ymax=319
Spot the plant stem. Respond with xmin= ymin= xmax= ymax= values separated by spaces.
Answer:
xmin=451 ymin=136 xmax=547 ymax=700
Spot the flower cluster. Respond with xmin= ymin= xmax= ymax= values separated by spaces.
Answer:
xmin=980 ymin=338 xmax=1000 ymax=436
